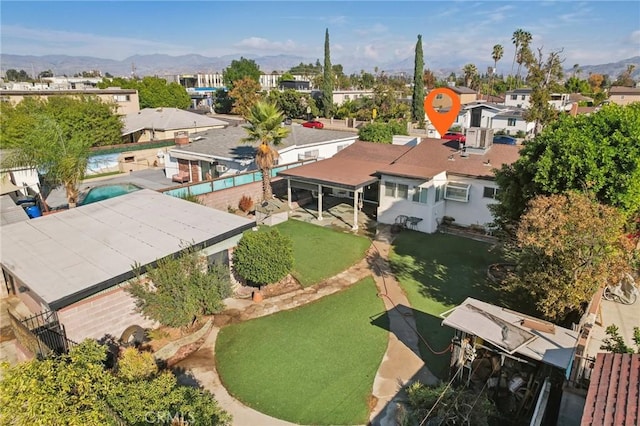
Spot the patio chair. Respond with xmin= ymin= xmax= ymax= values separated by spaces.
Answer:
xmin=172 ymin=171 xmax=189 ymax=183
xmin=394 ymin=215 xmax=409 ymax=228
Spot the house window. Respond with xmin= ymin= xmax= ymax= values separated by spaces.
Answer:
xmin=483 ymin=186 xmax=501 ymax=199
xmin=412 ymin=187 xmax=429 ymax=204
xmin=113 ymin=94 xmax=130 ymax=102
xmin=444 ymin=182 xmax=471 ymax=202
xmin=435 ymin=185 xmax=445 ymax=202
xmin=521 ymin=95 xmax=526 ymax=100
xmin=507 ymin=118 xmax=516 ymax=126
xmin=510 ymin=94 xmax=517 ymax=100
xmin=344 ymin=95 xmax=350 ymax=100
xmin=384 ymin=181 xmax=409 ymax=199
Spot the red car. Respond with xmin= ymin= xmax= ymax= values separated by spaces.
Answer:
xmin=302 ymin=120 xmax=324 ymax=129
xmin=442 ymin=131 xmax=466 ymax=143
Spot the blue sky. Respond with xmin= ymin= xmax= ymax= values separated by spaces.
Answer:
xmin=2 ymin=1 xmax=639 ymax=71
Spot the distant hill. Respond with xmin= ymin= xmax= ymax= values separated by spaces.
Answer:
xmin=0 ymin=53 xmax=320 ymax=78
xmin=564 ymin=56 xmax=640 ymax=80
xmin=1 ymin=53 xmax=638 ymax=81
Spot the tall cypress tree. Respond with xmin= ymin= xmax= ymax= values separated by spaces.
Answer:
xmin=411 ymin=34 xmax=425 ymax=127
xmin=322 ymin=28 xmax=334 ymax=118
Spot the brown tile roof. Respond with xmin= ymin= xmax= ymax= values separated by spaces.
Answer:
xmin=609 ymin=86 xmax=640 ymax=95
xmin=581 ymin=353 xmax=640 ymax=426
xmin=377 ymin=138 xmax=520 ymax=180
xmin=277 ymin=141 xmax=411 ymax=189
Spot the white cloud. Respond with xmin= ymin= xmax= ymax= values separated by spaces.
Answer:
xmin=234 ymin=37 xmax=297 ymax=51
xmin=630 ymin=30 xmax=640 ymax=44
xmin=354 ymin=23 xmax=388 ymax=36
xmin=363 ymin=44 xmax=379 ymax=60
xmin=1 ymin=25 xmax=188 ymax=59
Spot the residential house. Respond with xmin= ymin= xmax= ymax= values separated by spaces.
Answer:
xmin=505 ymin=88 xmax=532 ymax=108
xmin=0 ymin=87 xmax=140 ymax=115
xmin=0 ymin=189 xmax=255 ymax=345
xmin=311 ymin=89 xmax=375 ymax=106
xmin=165 ymin=125 xmax=358 ymax=183
xmin=453 ymin=102 xmax=511 ymax=130
xmin=278 ymin=135 xmax=520 ymax=232
xmin=608 ymin=86 xmax=640 ymax=105
xmin=504 ymin=88 xmax=570 ymax=110
xmin=121 ymin=107 xmax=228 ymax=143
xmin=376 ymin=136 xmax=520 ymax=232
xmin=430 ymin=86 xmax=478 ymax=109
xmin=491 ymin=109 xmax=535 ymax=137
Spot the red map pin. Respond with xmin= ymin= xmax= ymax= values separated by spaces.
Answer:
xmin=424 ymin=88 xmax=461 ymax=137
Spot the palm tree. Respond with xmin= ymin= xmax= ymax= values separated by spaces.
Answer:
xmin=242 ymin=101 xmax=291 ymax=201
xmin=515 ymin=31 xmax=532 ymax=87
xmin=462 ymin=63 xmax=478 ymax=89
xmin=490 ymin=44 xmax=504 ymax=97
xmin=1 ymin=114 xmax=90 ymax=207
xmin=510 ymin=29 xmax=525 ymax=87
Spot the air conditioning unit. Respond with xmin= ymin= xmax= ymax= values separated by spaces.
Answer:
xmin=215 ymin=164 xmax=228 ymax=173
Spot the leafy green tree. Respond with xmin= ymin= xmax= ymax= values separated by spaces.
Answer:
xmin=504 ymin=192 xmax=632 ymax=323
xmin=229 ymin=77 xmax=263 ymax=118
xmin=411 ymin=35 xmax=425 ymax=127
xmin=564 ymin=76 xmax=590 ymax=94
xmin=127 ymin=249 xmax=232 ymax=328
xmin=358 ymin=121 xmax=407 ymax=143
xmin=522 ymin=47 xmax=565 ymax=135
xmin=0 ymin=96 xmax=122 ymax=206
xmin=242 ymin=101 xmax=290 ymax=201
xmin=107 ymin=347 xmax=231 ymax=426
xmin=223 ymin=57 xmax=261 ymax=89
xmin=322 ymin=28 xmax=334 ymax=118
xmin=233 ymin=228 xmax=294 ymax=287
xmin=492 ymin=103 xmax=640 ymax=228
xmin=4 ymin=69 xmax=31 ymax=82
xmin=613 ymin=64 xmax=636 ymax=87
xmin=267 ymin=89 xmax=318 ymax=119
xmin=600 ymin=325 xmax=640 ymax=353
xmin=99 ymin=76 xmax=190 ymax=109
xmin=407 ymin=382 xmax=496 ymax=426
xmin=213 ymin=88 xmax=233 ymax=114
xmin=277 ymin=71 xmax=295 ymax=86
xmin=0 ymin=340 xmax=115 ymax=425
xmin=0 ymin=341 xmax=231 ymax=426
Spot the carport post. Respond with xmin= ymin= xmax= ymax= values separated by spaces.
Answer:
xmin=317 ymin=184 xmax=323 ymax=221
xmin=287 ymin=178 xmax=292 ymax=209
xmin=352 ymin=190 xmax=359 ymax=231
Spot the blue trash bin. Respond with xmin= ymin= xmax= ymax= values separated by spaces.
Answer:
xmin=24 ymin=204 xmax=42 ymax=218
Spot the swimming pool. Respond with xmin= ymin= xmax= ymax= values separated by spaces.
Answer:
xmin=80 ymin=183 xmax=143 ymax=205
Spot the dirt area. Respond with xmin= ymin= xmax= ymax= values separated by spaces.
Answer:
xmin=142 ymin=323 xmax=200 ymax=353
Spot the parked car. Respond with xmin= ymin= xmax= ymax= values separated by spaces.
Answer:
xmin=441 ymin=132 xmax=466 ymax=142
xmin=493 ymin=135 xmax=517 ymax=145
xmin=302 ymin=120 xmax=324 ymax=129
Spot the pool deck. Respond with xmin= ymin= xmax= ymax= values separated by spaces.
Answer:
xmin=45 ymin=168 xmax=175 ymax=209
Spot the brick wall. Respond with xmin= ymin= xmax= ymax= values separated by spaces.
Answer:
xmin=58 ymin=287 xmax=157 ymax=343
xmin=197 ymin=177 xmax=287 ymax=212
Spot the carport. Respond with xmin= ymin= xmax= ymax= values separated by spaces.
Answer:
xmin=277 ymin=141 xmax=411 ymax=231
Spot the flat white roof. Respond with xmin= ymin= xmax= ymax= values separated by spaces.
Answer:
xmin=442 ymin=298 xmax=579 ymax=370
xmin=0 ymin=189 xmax=254 ymax=309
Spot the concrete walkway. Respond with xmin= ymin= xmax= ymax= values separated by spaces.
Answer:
xmin=176 ymin=226 xmax=437 ymax=426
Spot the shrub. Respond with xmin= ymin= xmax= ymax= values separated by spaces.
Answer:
xmin=127 ymin=250 xmax=232 ymax=328
xmin=238 ymin=195 xmax=254 ymax=213
xmin=515 ymin=130 xmax=526 ymax=138
xmin=233 ymin=228 xmax=294 ymax=286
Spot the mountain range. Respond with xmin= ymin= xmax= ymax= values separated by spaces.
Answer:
xmin=1 ymin=53 xmax=638 ymax=81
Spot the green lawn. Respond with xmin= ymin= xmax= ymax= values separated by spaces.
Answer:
xmin=271 ymin=219 xmax=371 ymax=287
xmin=216 ymin=277 xmax=388 ymax=425
xmin=389 ymin=231 xmax=524 ymax=379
